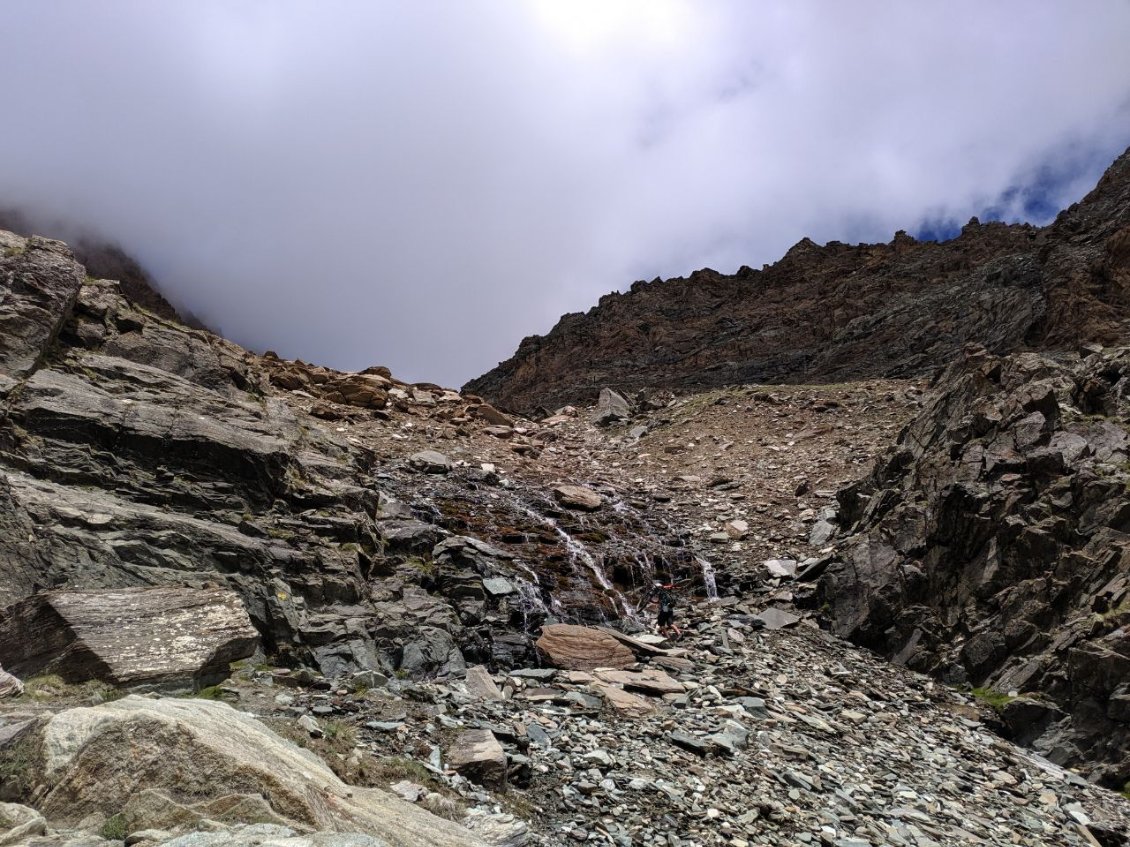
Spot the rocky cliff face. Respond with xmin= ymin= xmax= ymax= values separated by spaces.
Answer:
xmin=0 ymin=228 xmax=702 ymax=682
xmin=466 ymin=147 xmax=1130 ymax=414
xmin=818 ymin=344 xmax=1130 ymax=788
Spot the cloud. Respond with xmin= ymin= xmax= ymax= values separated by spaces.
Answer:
xmin=1 ymin=1 xmax=1129 ymax=385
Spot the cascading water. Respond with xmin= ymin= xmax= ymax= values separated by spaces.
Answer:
xmin=696 ymin=555 xmax=719 ymax=601
xmin=518 ymin=504 xmax=637 ymax=621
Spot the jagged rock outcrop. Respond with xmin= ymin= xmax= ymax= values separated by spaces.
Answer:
xmin=818 ymin=344 xmax=1130 ymax=786
xmin=466 ymin=147 xmax=1130 ymax=413
xmin=0 ymin=588 xmax=258 ymax=690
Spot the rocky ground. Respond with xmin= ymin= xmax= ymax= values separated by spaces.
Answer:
xmin=6 ymin=605 xmax=1128 ymax=847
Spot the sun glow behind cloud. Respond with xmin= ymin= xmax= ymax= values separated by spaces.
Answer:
xmin=529 ymin=0 xmax=691 ymax=54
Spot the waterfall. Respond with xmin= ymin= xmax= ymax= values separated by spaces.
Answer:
xmin=518 ymin=504 xmax=637 ymax=620
xmin=696 ymin=555 xmax=719 ymax=601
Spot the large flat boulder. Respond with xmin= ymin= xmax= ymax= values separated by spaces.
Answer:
xmin=0 ymin=588 xmax=259 ymax=690
xmin=535 ymin=625 xmax=635 ymax=670
xmin=594 ymin=668 xmax=685 ymax=695
xmin=34 ymin=696 xmax=486 ymax=846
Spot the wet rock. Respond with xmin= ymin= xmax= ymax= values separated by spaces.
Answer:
xmin=482 ymin=578 xmax=516 ymax=597
xmin=552 ymin=484 xmax=603 ymax=512
xmin=535 ymin=625 xmax=635 ymax=670
xmin=0 ymin=588 xmax=258 ymax=690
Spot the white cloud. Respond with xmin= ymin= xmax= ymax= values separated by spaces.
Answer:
xmin=1 ymin=1 xmax=1128 ymax=384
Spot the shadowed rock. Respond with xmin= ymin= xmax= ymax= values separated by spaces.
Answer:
xmin=0 ymin=234 xmax=84 ymax=384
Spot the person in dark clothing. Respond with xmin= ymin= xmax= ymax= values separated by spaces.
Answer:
xmin=642 ymin=580 xmax=681 ymax=637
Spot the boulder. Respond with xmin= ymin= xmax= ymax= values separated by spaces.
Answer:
xmin=0 ymin=802 xmax=47 ymax=845
xmin=536 ymin=625 xmax=635 ymax=670
xmin=0 ymin=588 xmax=258 ymax=691
xmin=407 ymin=450 xmax=453 ymax=474
xmin=464 ymin=665 xmax=505 ymax=701
xmin=0 ymin=666 xmax=22 ymax=699
xmin=724 ymin=520 xmax=749 ymax=540
xmin=764 ymin=559 xmax=798 ymax=579
xmin=590 ymin=682 xmax=656 ymax=717
xmin=395 ymin=627 xmax=466 ymax=679
xmin=0 ymin=236 xmax=85 ymax=380
xmin=589 ymin=388 xmax=631 ymax=426
xmin=325 ymin=374 xmax=388 ymax=409
xmin=34 ymin=696 xmax=485 ymax=846
xmin=447 ymin=729 xmax=507 ymax=789
xmin=754 ymin=607 xmax=801 ymax=630
xmin=552 ymin=484 xmax=603 ymax=511
xmin=469 ymin=403 xmax=514 ymax=427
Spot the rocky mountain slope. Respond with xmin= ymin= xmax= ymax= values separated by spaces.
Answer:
xmin=465 ymin=147 xmax=1130 ymax=414
xmin=818 ymin=343 xmax=1130 ymax=789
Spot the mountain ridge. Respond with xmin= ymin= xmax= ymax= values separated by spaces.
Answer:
xmin=465 ymin=146 xmax=1130 ymax=413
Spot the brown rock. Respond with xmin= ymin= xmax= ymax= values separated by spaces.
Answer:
xmin=590 ymin=681 xmax=655 ymax=717
xmin=0 ymin=588 xmax=259 ymax=690
xmin=553 ymin=484 xmax=603 ymax=511
xmin=536 ymin=624 xmax=635 ymax=670
xmin=464 ymin=146 xmax=1130 ymax=413
xmin=595 ymin=668 xmax=685 ymax=695
xmin=328 ymin=373 xmax=388 ymax=409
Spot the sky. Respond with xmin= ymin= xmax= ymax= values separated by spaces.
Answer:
xmin=1 ymin=2 xmax=1129 ymax=386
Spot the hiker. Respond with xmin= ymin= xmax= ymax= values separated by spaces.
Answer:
xmin=641 ymin=580 xmax=681 ymax=638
